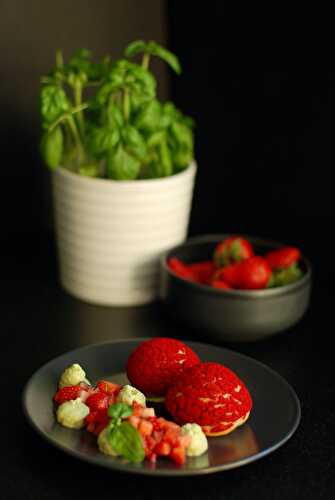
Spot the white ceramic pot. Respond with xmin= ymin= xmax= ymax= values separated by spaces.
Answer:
xmin=52 ymin=162 xmax=196 ymax=306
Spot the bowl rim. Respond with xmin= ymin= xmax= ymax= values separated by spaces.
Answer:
xmin=160 ymin=234 xmax=312 ymax=299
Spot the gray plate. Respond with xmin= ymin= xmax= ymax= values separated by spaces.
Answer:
xmin=22 ymin=339 xmax=301 ymax=476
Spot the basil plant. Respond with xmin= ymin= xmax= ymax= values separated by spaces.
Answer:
xmin=39 ymin=41 xmax=194 ymax=180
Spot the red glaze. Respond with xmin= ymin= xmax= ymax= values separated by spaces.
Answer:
xmin=165 ymin=362 xmax=252 ymax=433
xmin=126 ymin=338 xmax=200 ymax=397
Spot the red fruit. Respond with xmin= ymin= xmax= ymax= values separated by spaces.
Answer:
xmin=126 ymin=338 xmax=200 ymax=397
xmin=164 ymin=427 xmax=180 ymax=446
xmin=97 ymin=380 xmax=122 ymax=396
xmin=188 ymin=261 xmax=216 ymax=284
xmin=85 ymin=392 xmax=109 ymax=412
xmin=214 ymin=236 xmax=254 ymax=267
xmin=169 ymin=446 xmax=186 ymax=466
xmin=154 ymin=441 xmax=171 ymax=456
xmin=54 ymin=385 xmax=83 ymax=404
xmin=165 ymin=362 xmax=252 ymax=436
xmin=132 ymin=401 xmax=145 ymax=417
xmin=219 ymin=262 xmax=242 ymax=288
xmin=265 ymin=247 xmax=301 ymax=270
xmin=128 ymin=415 xmax=141 ymax=429
xmin=147 ymin=452 xmax=157 ymax=463
xmin=138 ymin=420 xmax=154 ymax=437
xmin=85 ymin=410 xmax=109 ymax=435
xmin=236 ymin=256 xmax=272 ymax=289
xmin=211 ymin=278 xmax=232 ymax=290
xmin=168 ymin=258 xmax=196 ymax=281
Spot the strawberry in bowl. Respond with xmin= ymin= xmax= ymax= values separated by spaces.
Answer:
xmin=160 ymin=235 xmax=311 ymax=341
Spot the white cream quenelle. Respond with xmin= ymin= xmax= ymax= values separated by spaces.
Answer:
xmin=97 ymin=427 xmax=119 ymax=457
xmin=181 ymin=423 xmax=208 ymax=456
xmin=116 ymin=385 xmax=146 ymax=407
xmin=56 ymin=398 xmax=90 ymax=429
xmin=58 ymin=364 xmax=90 ymax=388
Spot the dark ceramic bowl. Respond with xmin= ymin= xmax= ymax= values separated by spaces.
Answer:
xmin=159 ymin=235 xmax=312 ymax=342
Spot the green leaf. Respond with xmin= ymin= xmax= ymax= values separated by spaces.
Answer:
xmin=272 ymin=263 xmax=303 ymax=287
xmin=134 ymin=99 xmax=161 ymax=134
xmin=159 ymin=139 xmax=173 ymax=176
xmin=124 ymin=40 xmax=147 ymax=58
xmin=107 ymin=144 xmax=141 ymax=180
xmin=106 ymin=102 xmax=124 ymax=129
xmin=108 ymin=422 xmax=145 ymax=463
xmin=147 ymin=130 xmax=173 ymax=177
xmin=266 ymin=273 xmax=276 ymax=288
xmin=78 ymin=163 xmax=100 ymax=177
xmin=88 ymin=127 xmax=120 ymax=157
xmin=96 ymin=81 xmax=120 ymax=106
xmin=107 ymin=403 xmax=133 ymax=420
xmin=172 ymin=149 xmax=193 ymax=171
xmin=96 ymin=61 xmax=156 ymax=106
xmin=147 ymin=41 xmax=181 ymax=74
xmin=128 ymin=63 xmax=156 ymax=96
xmin=125 ymin=40 xmax=181 ymax=74
xmin=121 ymin=125 xmax=147 ymax=160
xmin=40 ymin=85 xmax=70 ymax=124
xmin=40 ymin=126 xmax=63 ymax=169
xmin=170 ymin=122 xmax=193 ymax=151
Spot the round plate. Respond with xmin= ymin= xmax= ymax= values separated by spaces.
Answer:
xmin=22 ymin=339 xmax=301 ymax=476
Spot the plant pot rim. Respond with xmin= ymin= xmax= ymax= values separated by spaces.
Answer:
xmin=54 ymin=160 xmax=197 ymax=187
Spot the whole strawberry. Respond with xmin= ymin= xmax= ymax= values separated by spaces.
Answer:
xmin=168 ymin=258 xmax=196 ymax=281
xmin=220 ymin=256 xmax=272 ymax=290
xmin=214 ymin=236 xmax=254 ymax=267
xmin=265 ymin=247 xmax=301 ymax=270
xmin=237 ymin=256 xmax=272 ymax=289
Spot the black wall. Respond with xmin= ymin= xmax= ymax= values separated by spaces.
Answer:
xmin=167 ymin=2 xmax=334 ymax=287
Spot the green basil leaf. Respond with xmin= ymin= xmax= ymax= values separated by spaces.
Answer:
xmin=67 ymin=48 xmax=92 ymax=74
xmin=40 ymin=85 xmax=70 ymax=124
xmin=107 ymin=402 xmax=133 ymax=420
xmin=147 ymin=41 xmax=181 ymax=74
xmin=106 ymin=102 xmax=124 ymax=129
xmin=159 ymin=139 xmax=173 ymax=177
xmin=147 ymin=131 xmax=172 ymax=177
xmin=125 ymin=40 xmax=181 ymax=74
xmin=88 ymin=127 xmax=120 ymax=157
xmin=134 ymin=99 xmax=161 ymax=134
xmin=147 ymin=130 xmax=165 ymax=148
xmin=78 ymin=163 xmax=100 ymax=177
xmin=96 ymin=81 xmax=120 ymax=106
xmin=40 ymin=126 xmax=63 ymax=169
xmin=121 ymin=125 xmax=146 ymax=160
xmin=107 ymin=144 xmax=141 ymax=180
xmin=172 ymin=150 xmax=193 ymax=171
xmin=124 ymin=40 xmax=147 ymax=58
xmin=109 ymin=422 xmax=145 ymax=463
xmin=125 ymin=63 xmax=156 ymax=101
xmin=170 ymin=122 xmax=194 ymax=151
xmin=99 ymin=61 xmax=156 ymax=106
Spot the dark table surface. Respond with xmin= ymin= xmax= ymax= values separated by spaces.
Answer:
xmin=1 ymin=232 xmax=334 ymax=500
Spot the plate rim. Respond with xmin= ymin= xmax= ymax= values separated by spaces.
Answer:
xmin=22 ymin=338 xmax=301 ymax=476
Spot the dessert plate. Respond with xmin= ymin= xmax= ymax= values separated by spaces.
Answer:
xmin=22 ymin=339 xmax=301 ymax=476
